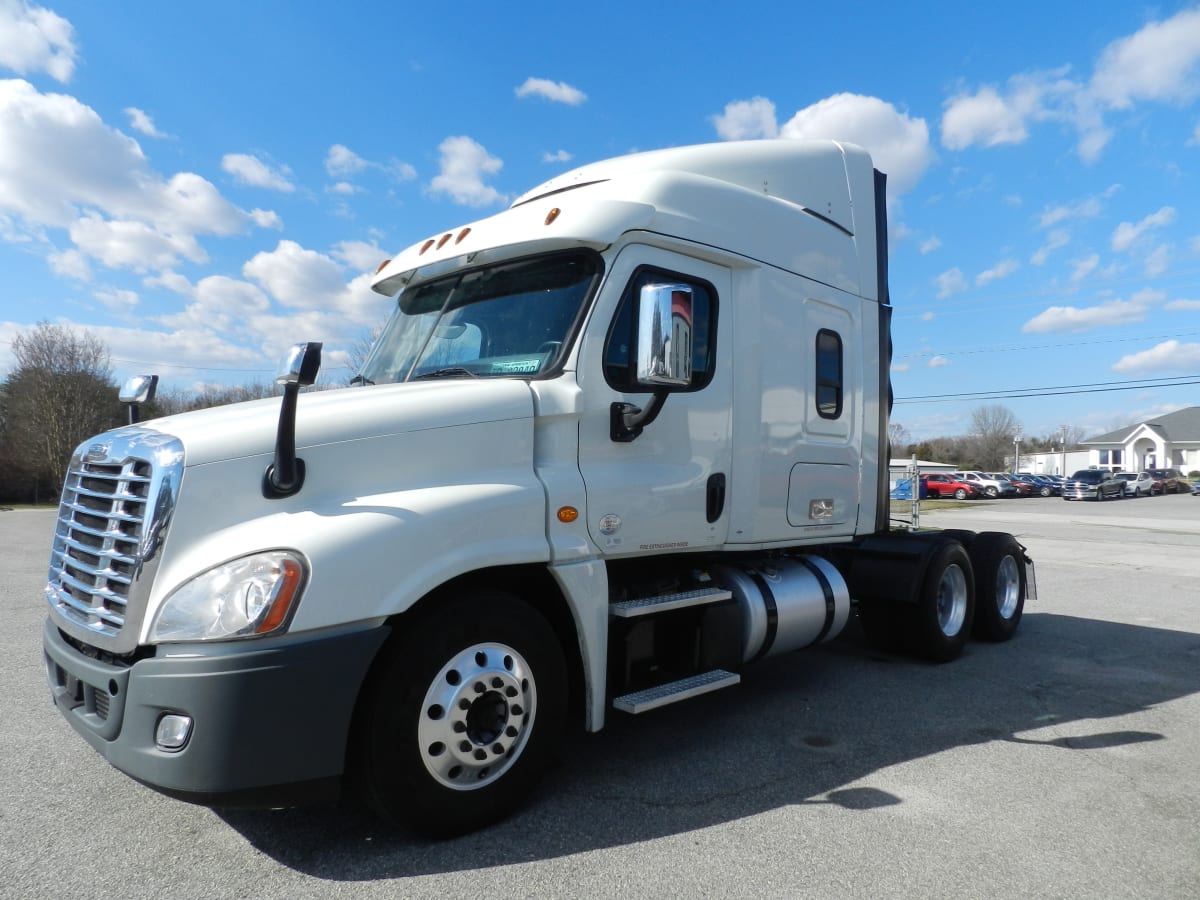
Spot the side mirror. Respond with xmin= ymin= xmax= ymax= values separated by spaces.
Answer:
xmin=264 ymin=342 xmax=322 ymax=499
xmin=635 ymin=283 xmax=693 ymax=388
xmin=119 ymin=374 xmax=158 ymax=425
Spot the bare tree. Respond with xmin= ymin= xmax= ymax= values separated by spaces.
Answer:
xmin=888 ymin=421 xmax=911 ymax=450
xmin=1 ymin=322 xmax=121 ymax=499
xmin=967 ymin=404 xmax=1020 ymax=471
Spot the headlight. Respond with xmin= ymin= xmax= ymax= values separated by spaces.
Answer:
xmin=149 ymin=551 xmax=307 ymax=643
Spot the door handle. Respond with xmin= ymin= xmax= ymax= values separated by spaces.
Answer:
xmin=706 ymin=473 xmax=726 ymax=523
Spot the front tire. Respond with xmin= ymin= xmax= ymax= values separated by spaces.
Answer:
xmin=353 ymin=589 xmax=567 ymax=836
xmin=954 ymin=488 xmax=968 ymax=500
xmin=907 ymin=541 xmax=975 ymax=663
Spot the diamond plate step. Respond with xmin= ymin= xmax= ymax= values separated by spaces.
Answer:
xmin=609 ymin=587 xmax=732 ymax=618
xmin=612 ymin=669 xmax=740 ymax=714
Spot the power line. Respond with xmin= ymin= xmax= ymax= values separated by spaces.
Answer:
xmin=895 ymin=374 xmax=1200 ymax=404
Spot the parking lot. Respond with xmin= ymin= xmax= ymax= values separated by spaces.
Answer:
xmin=4 ymin=498 xmax=1199 ymax=900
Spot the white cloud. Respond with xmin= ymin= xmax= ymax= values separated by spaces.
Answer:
xmin=920 ymin=311 xmax=935 ymax=321
xmin=1111 ymin=207 xmax=1175 ymax=251
xmin=1021 ymin=299 xmax=1146 ymax=333
xmin=242 ymin=240 xmax=388 ymax=325
xmin=428 ymin=135 xmax=504 ymax=207
xmin=1031 ymin=229 xmax=1070 ymax=266
xmin=542 ymin=149 xmax=572 ymax=164
xmin=711 ymin=97 xmax=778 ymax=140
xmin=1038 ymin=191 xmax=1112 ymax=228
xmin=934 ymin=267 xmax=967 ymax=298
xmin=0 ymin=80 xmax=268 ymax=274
xmin=388 ymin=160 xmax=417 ymax=181
xmin=927 ymin=355 xmax=949 ymax=368
xmin=940 ymin=9 xmax=1200 ymax=162
xmin=328 ymin=182 xmax=359 ymax=195
xmin=1070 ymin=253 xmax=1100 ymax=282
xmin=124 ymin=107 xmax=165 ymax=138
xmin=221 ymin=153 xmax=295 ymax=192
xmin=325 ymin=144 xmax=369 ymax=177
xmin=515 ymin=77 xmax=586 ymax=106
xmin=976 ymin=259 xmax=1018 ymax=286
xmin=93 ymin=287 xmax=138 ymax=314
xmin=47 ymin=246 xmax=89 ymax=280
xmin=710 ymin=93 xmax=933 ymax=197
xmin=0 ymin=0 xmax=77 ymax=82
xmin=890 ymin=361 xmax=910 ymax=372
xmin=331 ymin=239 xmax=385 ymax=273
xmin=69 ymin=213 xmax=206 ymax=271
xmin=1112 ymin=339 xmax=1200 ymax=374
xmin=778 ymin=93 xmax=933 ymax=196
xmin=919 ymin=237 xmax=941 ymax=254
xmin=1165 ymin=298 xmax=1200 ymax=311
xmin=247 ymin=208 xmax=282 ymax=229
xmin=1089 ymin=7 xmax=1200 ymax=110
xmin=1144 ymin=243 xmax=1170 ymax=277
xmin=941 ymin=84 xmax=1034 ymax=149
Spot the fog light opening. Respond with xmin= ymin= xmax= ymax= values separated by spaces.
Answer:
xmin=155 ymin=713 xmax=193 ymax=752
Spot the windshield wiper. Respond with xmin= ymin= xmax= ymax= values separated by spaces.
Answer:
xmin=349 ymin=374 xmax=374 ymax=386
xmin=411 ymin=366 xmax=478 ymax=380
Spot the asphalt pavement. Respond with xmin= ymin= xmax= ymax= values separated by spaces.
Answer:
xmin=4 ymin=495 xmax=1198 ymax=899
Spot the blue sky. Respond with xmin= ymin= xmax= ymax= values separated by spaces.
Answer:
xmin=1 ymin=0 xmax=1199 ymax=441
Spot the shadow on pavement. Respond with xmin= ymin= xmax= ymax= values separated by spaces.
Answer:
xmin=216 ymin=611 xmax=1200 ymax=879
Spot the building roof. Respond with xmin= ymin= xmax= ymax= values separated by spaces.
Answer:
xmin=1083 ymin=406 xmax=1200 ymax=445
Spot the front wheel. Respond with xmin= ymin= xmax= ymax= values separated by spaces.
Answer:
xmin=353 ymin=589 xmax=567 ymax=836
xmin=907 ymin=541 xmax=975 ymax=663
xmin=969 ymin=532 xmax=1026 ymax=642
xmin=954 ymin=488 xmax=968 ymax=500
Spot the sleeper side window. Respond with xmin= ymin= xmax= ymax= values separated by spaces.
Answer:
xmin=815 ymin=329 xmax=843 ymax=419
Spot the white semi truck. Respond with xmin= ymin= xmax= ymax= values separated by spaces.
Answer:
xmin=43 ymin=140 xmax=1032 ymax=836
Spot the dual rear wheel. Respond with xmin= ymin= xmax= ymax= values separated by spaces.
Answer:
xmin=859 ymin=532 xmax=1026 ymax=662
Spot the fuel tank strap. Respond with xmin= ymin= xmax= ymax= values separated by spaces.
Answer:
xmin=746 ymin=570 xmax=778 ymax=662
xmin=795 ymin=556 xmax=837 ymax=646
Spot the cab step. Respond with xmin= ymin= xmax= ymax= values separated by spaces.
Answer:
xmin=612 ymin=669 xmax=740 ymax=714
xmin=609 ymin=587 xmax=732 ymax=618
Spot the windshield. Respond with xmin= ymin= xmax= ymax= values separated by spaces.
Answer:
xmin=357 ymin=252 xmax=599 ymax=385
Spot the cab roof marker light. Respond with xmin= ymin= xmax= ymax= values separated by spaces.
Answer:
xmin=545 ymin=207 xmax=561 ymax=226
xmin=436 ymin=233 xmax=452 ymax=249
xmin=419 ymin=239 xmax=436 ymax=255
xmin=375 ymin=258 xmax=391 ymax=274
xmin=455 ymin=227 xmax=471 ymax=244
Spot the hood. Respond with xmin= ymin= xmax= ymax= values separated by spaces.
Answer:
xmin=132 ymin=379 xmax=536 ymax=467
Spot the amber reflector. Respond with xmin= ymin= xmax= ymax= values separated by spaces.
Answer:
xmin=557 ymin=506 xmax=579 ymax=523
xmin=544 ymin=207 xmax=561 ymax=226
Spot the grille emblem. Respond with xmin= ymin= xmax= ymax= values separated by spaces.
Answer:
xmin=86 ymin=444 xmax=110 ymax=463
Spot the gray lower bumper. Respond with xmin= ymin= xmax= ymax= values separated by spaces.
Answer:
xmin=43 ymin=619 xmax=389 ymax=806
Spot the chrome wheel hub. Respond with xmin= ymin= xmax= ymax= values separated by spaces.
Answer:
xmin=937 ymin=564 xmax=968 ymax=636
xmin=417 ymin=642 xmax=535 ymax=791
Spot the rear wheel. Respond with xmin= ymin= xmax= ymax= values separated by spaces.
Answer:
xmin=969 ymin=532 xmax=1026 ymax=642
xmin=906 ymin=541 xmax=974 ymax=663
xmin=353 ymin=589 xmax=567 ymax=836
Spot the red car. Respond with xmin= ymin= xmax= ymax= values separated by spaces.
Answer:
xmin=920 ymin=473 xmax=979 ymax=500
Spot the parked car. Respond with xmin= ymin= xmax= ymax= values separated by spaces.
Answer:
xmin=1116 ymin=471 xmax=1154 ymax=497
xmin=954 ymin=471 xmax=1018 ymax=498
xmin=920 ymin=473 xmax=980 ymax=500
xmin=1147 ymin=468 xmax=1186 ymax=494
xmin=1062 ymin=468 xmax=1126 ymax=501
xmin=1013 ymin=473 xmax=1057 ymax=496
xmin=992 ymin=473 xmax=1035 ymax=496
xmin=1191 ymin=480 xmax=1200 ymax=496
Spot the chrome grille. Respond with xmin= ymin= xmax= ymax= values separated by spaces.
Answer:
xmin=47 ymin=430 xmax=184 ymax=653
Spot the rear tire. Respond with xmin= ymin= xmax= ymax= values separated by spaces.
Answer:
xmin=906 ymin=541 xmax=974 ymax=663
xmin=969 ymin=532 xmax=1026 ymax=642
xmin=353 ymin=589 xmax=567 ymax=837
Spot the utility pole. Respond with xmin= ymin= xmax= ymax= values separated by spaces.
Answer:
xmin=1013 ymin=429 xmax=1022 ymax=473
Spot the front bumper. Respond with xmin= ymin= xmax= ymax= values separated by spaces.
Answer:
xmin=44 ymin=619 xmax=389 ymax=806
